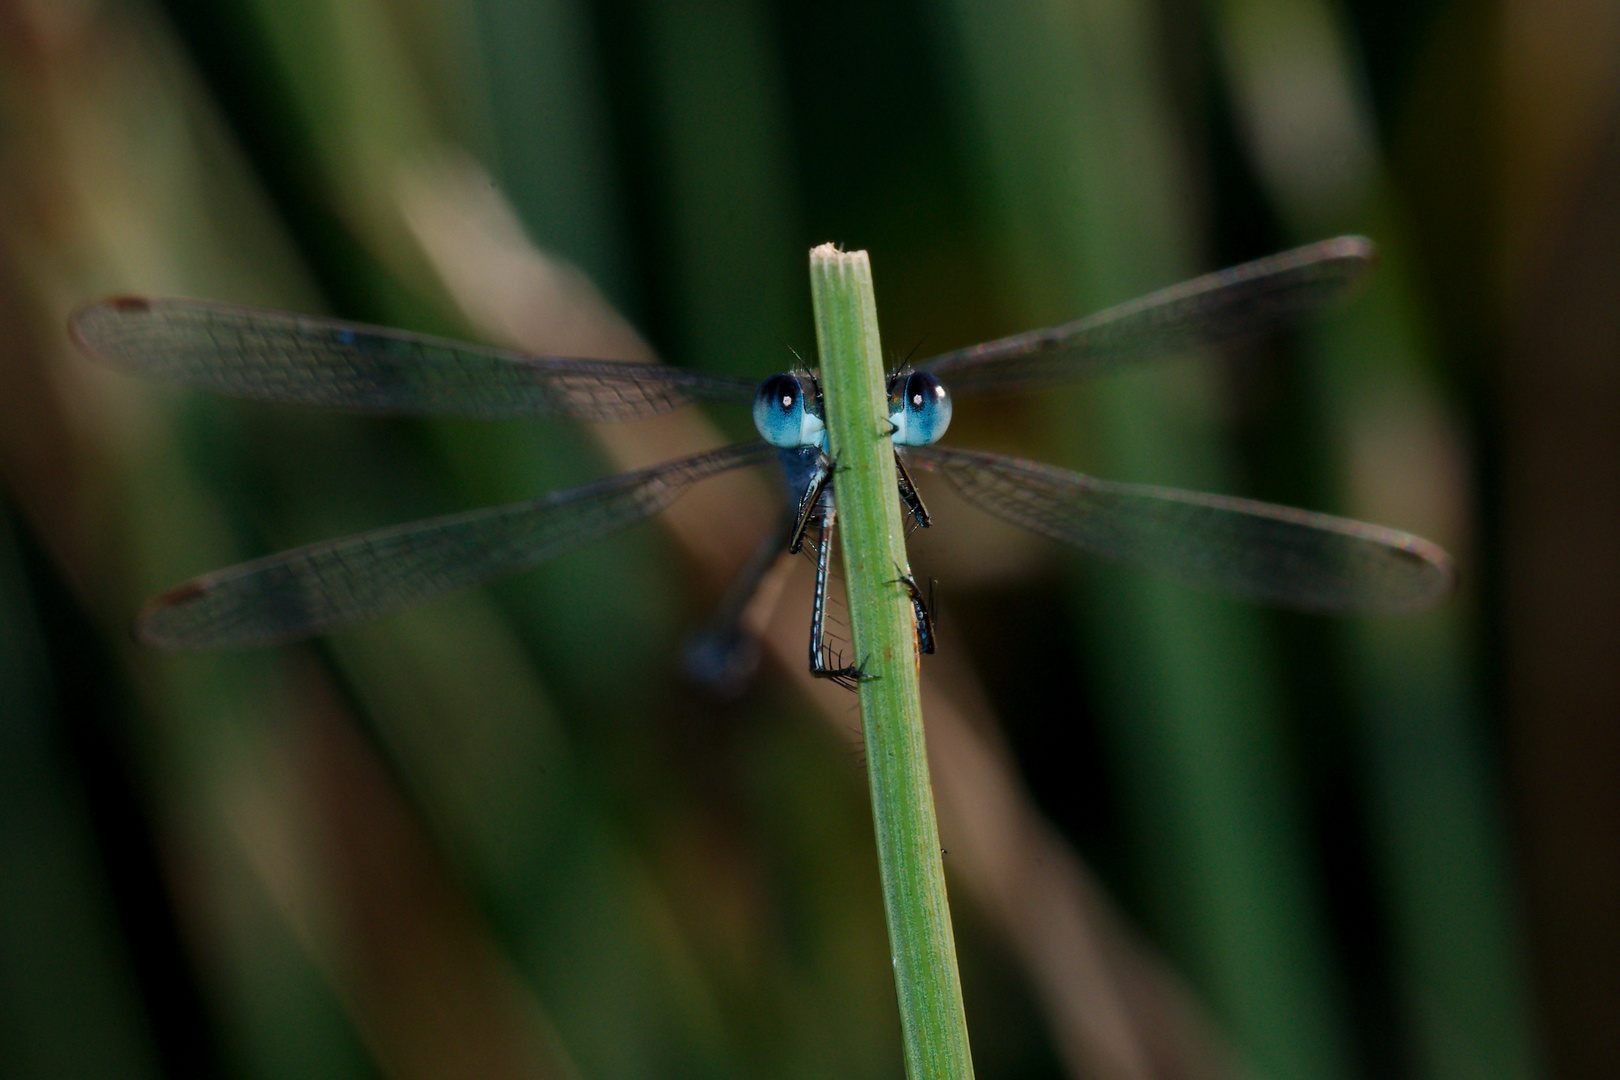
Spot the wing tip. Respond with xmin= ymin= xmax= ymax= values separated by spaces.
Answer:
xmin=1293 ymin=234 xmax=1378 ymax=305
xmin=68 ymin=296 xmax=154 ymax=353
xmin=1324 ymin=234 xmax=1376 ymax=263
xmin=1394 ymin=534 xmax=1461 ymax=611
xmin=132 ymin=580 xmax=208 ymax=651
xmin=1335 ymin=531 xmax=1457 ymax=616
xmin=1291 ymin=235 xmax=1377 ymax=285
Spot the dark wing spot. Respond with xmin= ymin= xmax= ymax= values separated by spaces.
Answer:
xmin=155 ymin=580 xmax=206 ymax=604
xmin=133 ymin=580 xmax=208 ymax=647
xmin=1388 ymin=546 xmax=1425 ymax=568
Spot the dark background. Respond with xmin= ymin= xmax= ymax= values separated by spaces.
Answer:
xmin=0 ymin=1 xmax=1613 ymax=1078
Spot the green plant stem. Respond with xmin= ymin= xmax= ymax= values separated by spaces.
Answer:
xmin=808 ymin=244 xmax=975 ymax=1080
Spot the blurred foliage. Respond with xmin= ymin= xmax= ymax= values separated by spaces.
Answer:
xmin=2 ymin=0 xmax=1615 ymax=1079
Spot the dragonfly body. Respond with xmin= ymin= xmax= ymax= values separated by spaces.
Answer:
xmin=71 ymin=236 xmax=1457 ymax=676
xmin=749 ymin=368 xmax=949 ymax=683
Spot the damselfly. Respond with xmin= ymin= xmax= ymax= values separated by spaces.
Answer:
xmin=71 ymin=237 xmax=1456 ymax=683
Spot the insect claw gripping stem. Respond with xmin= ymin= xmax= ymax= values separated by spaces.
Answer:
xmin=816 ymin=650 xmax=881 ymax=693
xmin=811 ymin=645 xmax=874 ymax=691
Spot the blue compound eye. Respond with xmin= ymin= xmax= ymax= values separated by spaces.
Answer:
xmin=888 ymin=371 xmax=952 ymax=447
xmin=753 ymin=373 xmax=824 ymax=448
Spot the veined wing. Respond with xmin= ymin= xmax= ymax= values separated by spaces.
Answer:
xmin=919 ymin=236 xmax=1374 ymax=394
xmin=138 ymin=441 xmax=776 ymax=650
xmin=908 ymin=444 xmax=1456 ymax=614
xmin=72 ymin=297 xmax=760 ymax=420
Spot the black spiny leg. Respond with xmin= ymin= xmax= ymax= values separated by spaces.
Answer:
xmin=894 ymin=452 xmax=931 ymax=530
xmin=807 ymin=499 xmax=868 ymax=688
xmin=892 ymin=566 xmax=937 ymax=655
xmin=788 ymin=452 xmax=836 ymax=555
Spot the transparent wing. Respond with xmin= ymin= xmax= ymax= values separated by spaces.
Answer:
xmin=72 ymin=297 xmax=760 ymax=420
xmin=907 ymin=444 xmax=1456 ymax=614
xmin=919 ymin=236 xmax=1375 ymax=394
xmin=137 ymin=441 xmax=777 ymax=650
